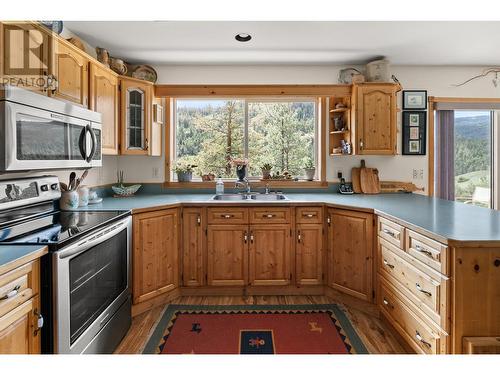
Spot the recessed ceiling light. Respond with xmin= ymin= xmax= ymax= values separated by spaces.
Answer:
xmin=235 ymin=33 xmax=252 ymax=42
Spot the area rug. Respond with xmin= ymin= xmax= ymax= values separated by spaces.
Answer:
xmin=143 ymin=304 xmax=368 ymax=354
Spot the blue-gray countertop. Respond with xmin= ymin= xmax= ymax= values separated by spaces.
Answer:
xmin=0 ymin=244 xmax=47 ymax=274
xmin=78 ymin=193 xmax=500 ymax=245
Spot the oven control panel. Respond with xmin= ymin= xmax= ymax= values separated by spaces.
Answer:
xmin=0 ymin=175 xmax=61 ymax=210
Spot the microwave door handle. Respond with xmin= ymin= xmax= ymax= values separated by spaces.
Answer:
xmin=86 ymin=125 xmax=97 ymax=163
xmin=78 ymin=126 xmax=87 ymax=160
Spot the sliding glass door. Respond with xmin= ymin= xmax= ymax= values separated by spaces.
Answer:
xmin=435 ymin=109 xmax=494 ymax=208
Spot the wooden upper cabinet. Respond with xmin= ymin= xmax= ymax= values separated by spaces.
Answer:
xmin=207 ymin=225 xmax=248 ymax=286
xmin=296 ymin=223 xmax=323 ymax=286
xmin=249 ymin=224 xmax=291 ymax=286
xmin=89 ymin=63 xmax=119 ymax=155
xmin=120 ymin=76 xmax=153 ymax=155
xmin=328 ymin=208 xmax=374 ymax=301
xmin=132 ymin=209 xmax=179 ymax=304
xmin=0 ymin=22 xmax=50 ymax=94
xmin=50 ymin=40 xmax=89 ymax=107
xmin=353 ymin=83 xmax=398 ymax=155
xmin=182 ymin=207 xmax=205 ymax=287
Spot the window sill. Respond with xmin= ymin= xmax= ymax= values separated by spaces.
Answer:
xmin=163 ymin=180 xmax=328 ymax=189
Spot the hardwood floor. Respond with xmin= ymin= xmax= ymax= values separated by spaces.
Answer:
xmin=115 ymin=294 xmax=408 ymax=354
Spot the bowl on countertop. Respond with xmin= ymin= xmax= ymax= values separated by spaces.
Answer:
xmin=111 ymin=184 xmax=142 ymax=197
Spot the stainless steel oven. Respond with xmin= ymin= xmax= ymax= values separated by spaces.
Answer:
xmin=0 ymin=85 xmax=102 ymax=172
xmin=53 ymin=215 xmax=132 ymax=354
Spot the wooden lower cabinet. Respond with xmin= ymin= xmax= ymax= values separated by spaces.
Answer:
xmin=327 ymin=208 xmax=374 ymax=301
xmin=296 ymin=223 xmax=323 ymax=285
xmin=207 ymin=225 xmax=248 ymax=286
xmin=0 ymin=296 xmax=40 ymax=354
xmin=182 ymin=207 xmax=205 ymax=287
xmin=132 ymin=209 xmax=179 ymax=304
xmin=249 ymin=224 xmax=291 ymax=286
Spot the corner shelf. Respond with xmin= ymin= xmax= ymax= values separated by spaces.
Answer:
xmin=328 ymin=96 xmax=352 ymax=156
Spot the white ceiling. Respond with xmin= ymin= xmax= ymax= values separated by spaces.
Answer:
xmin=64 ymin=21 xmax=500 ymax=66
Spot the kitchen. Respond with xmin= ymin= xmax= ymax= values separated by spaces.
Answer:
xmin=0 ymin=1 xmax=500 ymax=371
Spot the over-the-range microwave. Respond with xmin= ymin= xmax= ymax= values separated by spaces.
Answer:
xmin=0 ymin=85 xmax=102 ymax=172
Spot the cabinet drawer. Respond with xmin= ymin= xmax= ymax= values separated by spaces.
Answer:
xmin=378 ymin=238 xmax=449 ymax=331
xmin=207 ymin=208 xmax=249 ymax=224
xmin=250 ymin=207 xmax=291 ymax=224
xmin=378 ymin=277 xmax=448 ymax=354
xmin=378 ymin=216 xmax=404 ymax=248
xmin=296 ymin=207 xmax=323 ymax=224
xmin=406 ymin=230 xmax=449 ymax=276
xmin=0 ymin=261 xmax=38 ymax=318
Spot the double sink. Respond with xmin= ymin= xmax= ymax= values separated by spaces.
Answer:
xmin=211 ymin=193 xmax=288 ymax=201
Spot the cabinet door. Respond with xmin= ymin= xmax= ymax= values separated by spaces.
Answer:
xmin=329 ymin=208 xmax=373 ymax=301
xmin=296 ymin=224 xmax=323 ymax=285
xmin=89 ymin=63 xmax=119 ymax=155
xmin=249 ymin=224 xmax=291 ymax=286
xmin=120 ymin=77 xmax=152 ymax=155
xmin=0 ymin=296 xmax=40 ymax=354
xmin=182 ymin=208 xmax=205 ymax=287
xmin=207 ymin=225 xmax=248 ymax=286
xmin=0 ymin=22 xmax=50 ymax=94
xmin=51 ymin=40 xmax=89 ymax=107
xmin=356 ymin=84 xmax=397 ymax=155
xmin=133 ymin=209 xmax=179 ymax=304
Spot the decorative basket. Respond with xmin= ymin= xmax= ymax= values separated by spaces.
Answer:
xmin=112 ymin=184 xmax=141 ymax=197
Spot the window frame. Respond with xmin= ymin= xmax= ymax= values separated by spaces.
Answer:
xmin=168 ymin=96 xmax=324 ymax=185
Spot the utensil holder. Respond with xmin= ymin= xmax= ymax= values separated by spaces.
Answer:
xmin=60 ymin=191 xmax=80 ymax=211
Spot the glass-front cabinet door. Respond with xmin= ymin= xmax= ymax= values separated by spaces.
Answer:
xmin=120 ymin=77 xmax=152 ymax=155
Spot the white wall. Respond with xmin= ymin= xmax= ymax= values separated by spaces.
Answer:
xmin=114 ymin=64 xmax=500 ymax=192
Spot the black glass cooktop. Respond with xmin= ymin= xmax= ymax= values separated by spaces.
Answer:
xmin=0 ymin=210 xmax=129 ymax=248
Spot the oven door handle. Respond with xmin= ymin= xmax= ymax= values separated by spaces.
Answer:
xmin=57 ymin=217 xmax=130 ymax=260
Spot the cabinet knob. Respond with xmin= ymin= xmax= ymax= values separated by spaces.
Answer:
xmin=196 ymin=216 xmax=201 ymax=225
xmin=297 ymin=231 xmax=301 ymax=243
xmin=34 ymin=309 xmax=44 ymax=336
xmin=264 ymin=214 xmax=275 ymax=218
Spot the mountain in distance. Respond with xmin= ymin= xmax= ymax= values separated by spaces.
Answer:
xmin=455 ymin=115 xmax=490 ymax=140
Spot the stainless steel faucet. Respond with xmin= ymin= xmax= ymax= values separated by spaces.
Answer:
xmin=235 ymin=178 xmax=251 ymax=194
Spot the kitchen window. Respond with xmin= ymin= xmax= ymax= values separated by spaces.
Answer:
xmin=172 ymin=98 xmax=319 ymax=181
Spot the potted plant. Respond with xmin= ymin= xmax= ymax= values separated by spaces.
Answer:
xmin=174 ymin=161 xmax=197 ymax=182
xmin=303 ymin=158 xmax=316 ymax=181
xmin=261 ymin=163 xmax=272 ymax=180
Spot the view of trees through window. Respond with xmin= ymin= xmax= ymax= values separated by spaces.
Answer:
xmin=175 ymin=99 xmax=317 ymax=179
xmin=454 ymin=111 xmax=492 ymax=207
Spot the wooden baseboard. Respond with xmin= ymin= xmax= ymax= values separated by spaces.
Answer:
xmin=180 ymin=285 xmax=325 ymax=296
xmin=132 ymin=288 xmax=181 ymax=317
xmin=324 ymin=287 xmax=379 ymax=317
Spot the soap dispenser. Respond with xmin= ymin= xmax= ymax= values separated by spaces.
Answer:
xmin=216 ymin=177 xmax=224 ymax=195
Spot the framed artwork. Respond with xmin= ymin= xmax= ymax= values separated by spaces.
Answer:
xmin=403 ymin=90 xmax=427 ymax=110
xmin=402 ymin=111 xmax=426 ymax=155
xmin=153 ymin=103 xmax=164 ymax=124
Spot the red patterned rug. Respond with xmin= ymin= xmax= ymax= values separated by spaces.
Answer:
xmin=143 ymin=304 xmax=368 ymax=354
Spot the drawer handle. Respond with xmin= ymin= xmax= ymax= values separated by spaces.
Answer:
xmin=221 ymin=214 xmax=233 ymax=219
xmin=297 ymin=230 xmax=301 ymax=243
xmin=383 ymin=259 xmax=395 ymax=269
xmin=264 ymin=214 xmax=275 ymax=218
xmin=244 ymin=231 xmax=248 ymax=244
xmin=197 ymin=215 xmax=201 ymax=225
xmin=250 ymin=233 xmax=254 ymax=244
xmin=415 ymin=244 xmax=433 ymax=257
xmin=304 ymin=213 xmax=316 ymax=218
xmin=415 ymin=283 xmax=432 ymax=297
xmin=0 ymin=285 xmax=21 ymax=300
xmin=382 ymin=298 xmax=394 ymax=309
xmin=415 ymin=331 xmax=432 ymax=349
xmin=383 ymin=228 xmax=397 ymax=238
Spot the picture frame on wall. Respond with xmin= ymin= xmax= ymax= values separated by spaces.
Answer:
xmin=403 ymin=90 xmax=427 ymax=110
xmin=402 ymin=111 xmax=426 ymax=155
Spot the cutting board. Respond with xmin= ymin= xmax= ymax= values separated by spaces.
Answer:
xmin=360 ymin=167 xmax=380 ymax=194
xmin=351 ymin=160 xmax=365 ymax=193
xmin=380 ymin=181 xmax=425 ymax=193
